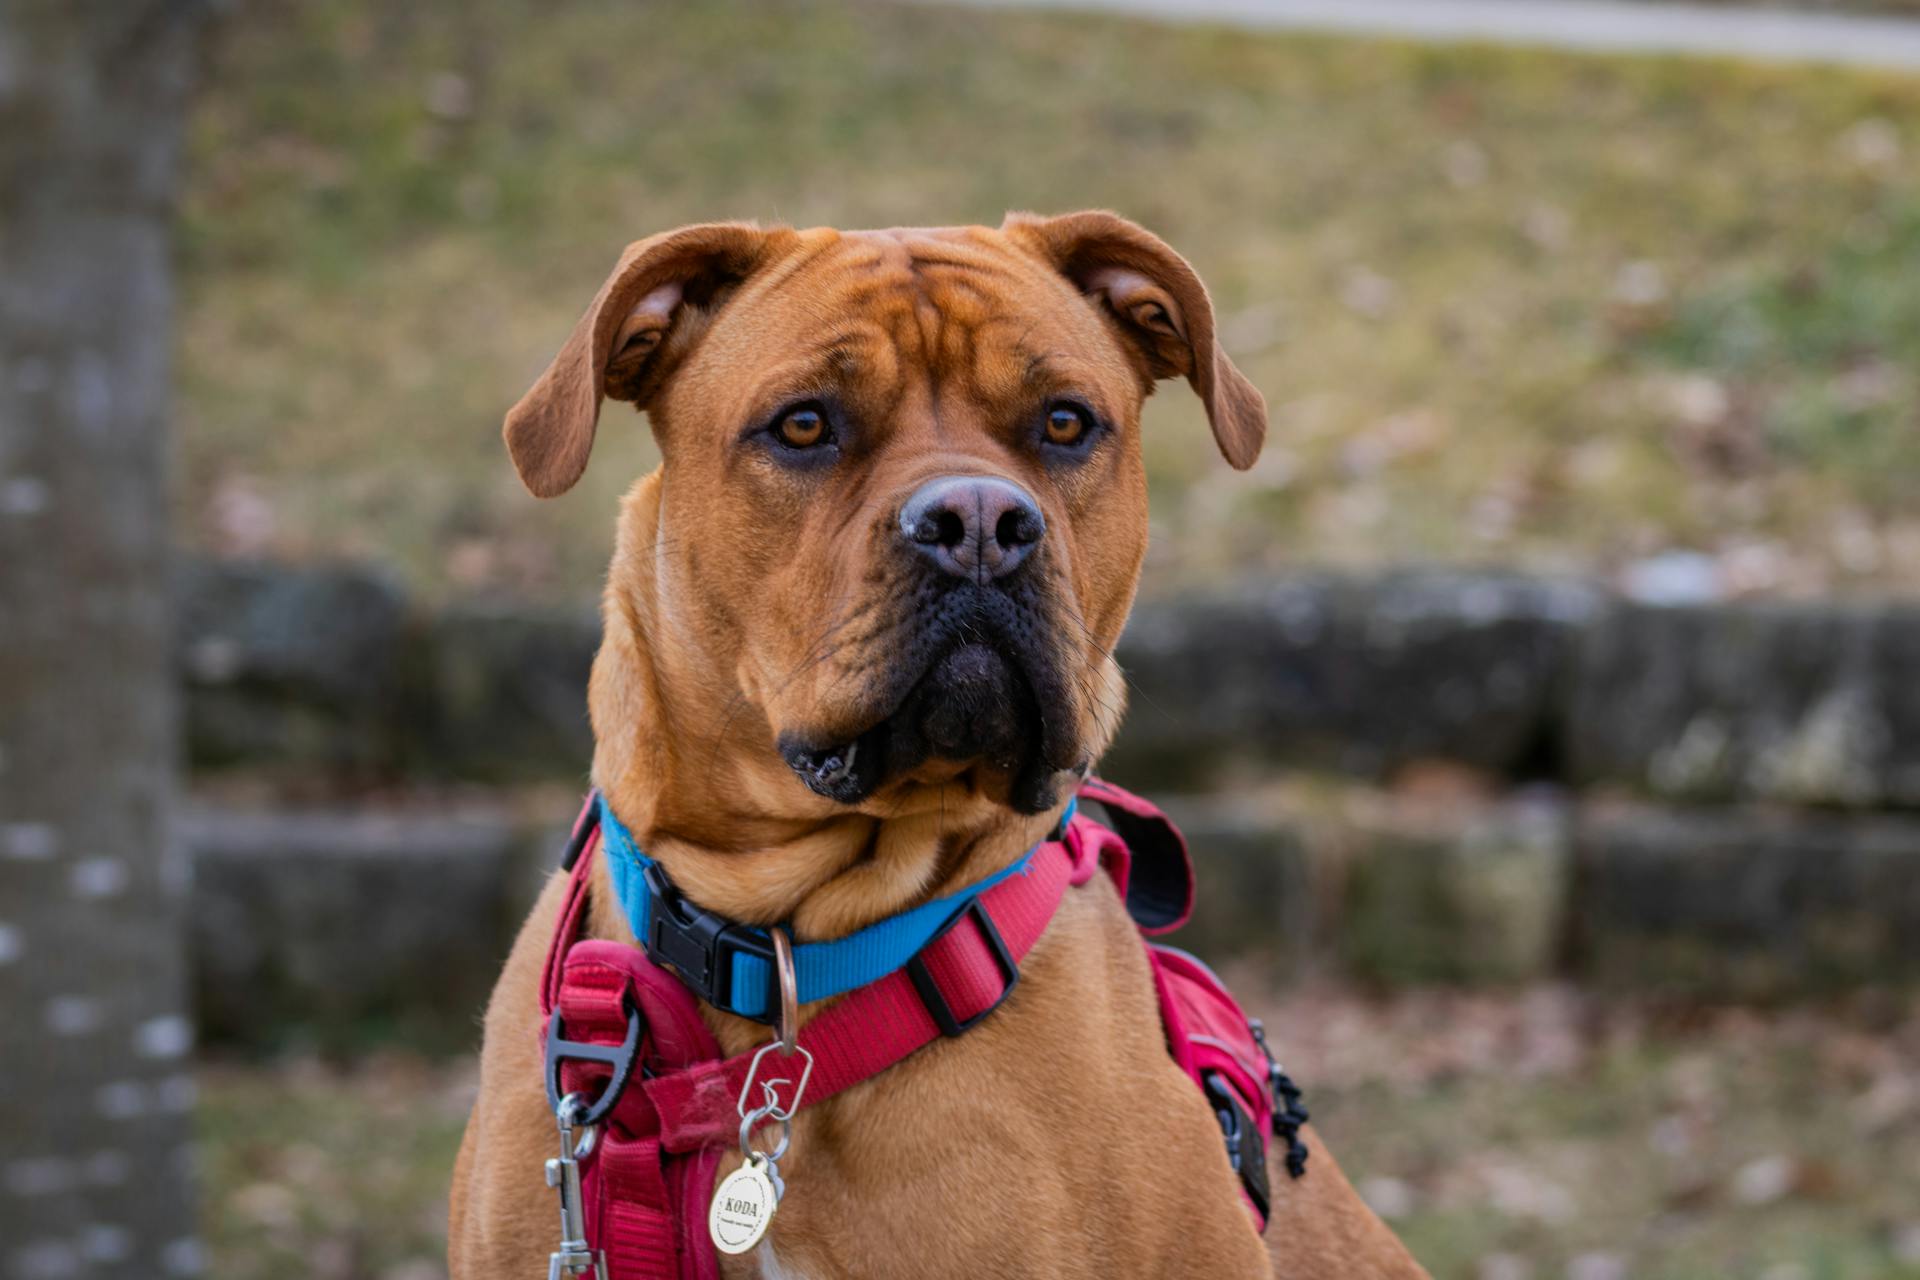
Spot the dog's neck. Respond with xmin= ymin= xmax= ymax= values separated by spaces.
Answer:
xmin=586 ymin=471 xmax=1062 ymax=947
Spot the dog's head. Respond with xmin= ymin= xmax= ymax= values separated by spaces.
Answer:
xmin=506 ymin=213 xmax=1263 ymax=820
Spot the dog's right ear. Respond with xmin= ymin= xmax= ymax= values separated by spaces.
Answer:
xmin=504 ymin=222 xmax=785 ymax=497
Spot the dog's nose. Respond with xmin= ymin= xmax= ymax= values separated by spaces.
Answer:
xmin=898 ymin=475 xmax=1046 ymax=582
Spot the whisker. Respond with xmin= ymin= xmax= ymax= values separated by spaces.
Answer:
xmin=703 ymin=593 xmax=872 ymax=773
xmin=1056 ymin=596 xmax=1174 ymax=728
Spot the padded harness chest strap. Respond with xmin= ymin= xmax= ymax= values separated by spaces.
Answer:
xmin=538 ymin=781 xmax=1292 ymax=1279
xmin=539 ymin=797 xmax=1098 ymax=1279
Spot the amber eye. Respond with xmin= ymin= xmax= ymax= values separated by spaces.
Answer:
xmin=772 ymin=405 xmax=830 ymax=449
xmin=1045 ymin=405 xmax=1091 ymax=447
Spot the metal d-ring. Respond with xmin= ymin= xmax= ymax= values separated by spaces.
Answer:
xmin=771 ymin=925 xmax=798 ymax=1056
xmin=739 ymin=1102 xmax=793 ymax=1165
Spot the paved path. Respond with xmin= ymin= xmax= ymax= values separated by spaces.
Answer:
xmin=940 ymin=0 xmax=1920 ymax=70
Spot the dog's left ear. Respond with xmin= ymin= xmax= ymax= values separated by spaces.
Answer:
xmin=504 ymin=222 xmax=788 ymax=497
xmin=1005 ymin=210 xmax=1266 ymax=470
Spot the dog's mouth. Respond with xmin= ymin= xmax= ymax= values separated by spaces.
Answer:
xmin=778 ymin=586 xmax=1078 ymax=814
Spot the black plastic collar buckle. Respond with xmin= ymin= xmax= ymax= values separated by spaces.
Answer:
xmin=906 ymin=897 xmax=1020 ymax=1038
xmin=1204 ymin=1071 xmax=1272 ymax=1223
xmin=543 ymin=1001 xmax=643 ymax=1128
xmin=641 ymin=862 xmax=776 ymax=1023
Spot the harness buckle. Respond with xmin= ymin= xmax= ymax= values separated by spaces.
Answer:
xmin=1203 ymin=1071 xmax=1272 ymax=1222
xmin=905 ymin=896 xmax=1020 ymax=1038
xmin=642 ymin=862 xmax=778 ymax=1021
xmin=542 ymin=1000 xmax=644 ymax=1129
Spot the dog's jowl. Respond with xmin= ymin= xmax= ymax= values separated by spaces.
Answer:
xmin=449 ymin=213 xmax=1428 ymax=1279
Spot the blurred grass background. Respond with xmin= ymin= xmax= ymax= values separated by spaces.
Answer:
xmin=179 ymin=2 xmax=1920 ymax=1277
xmin=199 ymin=986 xmax=1920 ymax=1280
xmin=181 ymin=0 xmax=1920 ymax=604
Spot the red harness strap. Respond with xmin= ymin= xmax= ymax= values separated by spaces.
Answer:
xmin=538 ymin=783 xmax=1294 ymax=1278
xmin=539 ymin=800 xmax=1098 ymax=1280
xmin=542 ymin=799 xmax=715 ymax=1276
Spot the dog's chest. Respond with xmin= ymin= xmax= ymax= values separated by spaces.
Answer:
xmin=756 ymin=1247 xmax=809 ymax=1280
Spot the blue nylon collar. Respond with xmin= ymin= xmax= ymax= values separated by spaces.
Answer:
xmin=596 ymin=792 xmax=1074 ymax=1021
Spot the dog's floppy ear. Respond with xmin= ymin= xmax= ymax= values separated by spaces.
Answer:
xmin=504 ymin=222 xmax=784 ymax=497
xmin=1005 ymin=210 xmax=1266 ymax=470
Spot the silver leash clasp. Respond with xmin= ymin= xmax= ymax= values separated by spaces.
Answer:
xmin=546 ymin=1093 xmax=609 ymax=1280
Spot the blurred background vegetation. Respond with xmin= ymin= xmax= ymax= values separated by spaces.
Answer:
xmin=182 ymin=0 xmax=1920 ymax=603
xmin=170 ymin=3 xmax=1920 ymax=1278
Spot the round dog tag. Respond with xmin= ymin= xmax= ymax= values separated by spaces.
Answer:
xmin=709 ymin=1155 xmax=778 ymax=1255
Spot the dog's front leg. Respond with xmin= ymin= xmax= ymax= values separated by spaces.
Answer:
xmin=1264 ymin=1130 xmax=1431 ymax=1279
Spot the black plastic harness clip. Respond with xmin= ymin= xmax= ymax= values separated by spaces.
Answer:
xmin=906 ymin=897 xmax=1020 ymax=1038
xmin=1204 ymin=1071 xmax=1272 ymax=1222
xmin=543 ymin=1000 xmax=643 ymax=1128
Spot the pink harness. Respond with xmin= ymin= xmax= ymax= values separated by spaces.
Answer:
xmin=539 ymin=779 xmax=1307 ymax=1278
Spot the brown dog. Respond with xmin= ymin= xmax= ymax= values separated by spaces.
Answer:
xmin=449 ymin=212 xmax=1427 ymax=1278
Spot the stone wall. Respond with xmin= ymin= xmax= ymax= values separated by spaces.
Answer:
xmin=179 ymin=559 xmax=1920 ymax=813
xmin=173 ymin=559 xmax=1920 ymax=1042
xmin=1105 ymin=572 xmax=1597 ymax=785
xmin=1567 ymin=600 xmax=1920 ymax=806
xmin=182 ymin=806 xmax=535 ymax=1050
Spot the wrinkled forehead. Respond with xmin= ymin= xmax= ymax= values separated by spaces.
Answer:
xmin=679 ymin=226 xmax=1129 ymax=420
